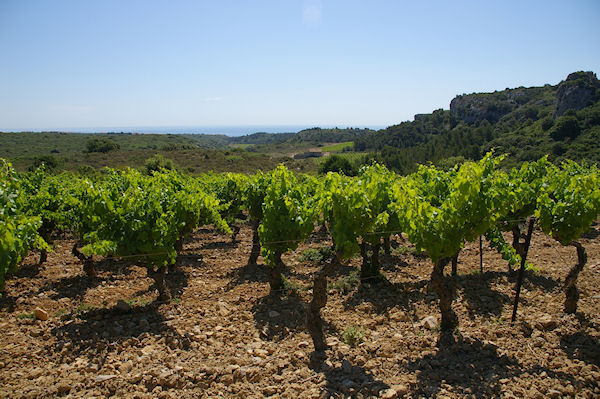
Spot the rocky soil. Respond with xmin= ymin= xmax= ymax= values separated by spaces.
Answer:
xmin=1 ymin=223 xmax=599 ymax=398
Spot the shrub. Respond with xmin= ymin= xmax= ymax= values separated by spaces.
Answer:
xmin=85 ymin=137 xmax=120 ymax=153
xmin=300 ymin=246 xmax=334 ymax=264
xmin=549 ymin=116 xmax=581 ymax=140
xmin=319 ymin=155 xmax=356 ymax=176
xmin=29 ymin=155 xmax=58 ymax=171
xmin=540 ymin=117 xmax=554 ymax=131
xmin=144 ymin=154 xmax=175 ymax=174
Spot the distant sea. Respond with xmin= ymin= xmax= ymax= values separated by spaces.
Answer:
xmin=7 ymin=125 xmax=386 ymax=137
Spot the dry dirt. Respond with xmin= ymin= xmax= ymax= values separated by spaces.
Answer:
xmin=1 ymin=223 xmax=599 ymax=398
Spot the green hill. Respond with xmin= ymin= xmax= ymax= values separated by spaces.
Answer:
xmin=355 ymin=71 xmax=600 ymax=173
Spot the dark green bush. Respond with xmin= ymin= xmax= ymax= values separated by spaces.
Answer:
xmin=85 ymin=137 xmax=120 ymax=153
xmin=29 ymin=155 xmax=58 ymax=171
xmin=144 ymin=154 xmax=175 ymax=174
xmin=550 ymin=116 xmax=581 ymax=141
xmin=319 ymin=155 xmax=356 ymax=176
xmin=541 ymin=117 xmax=554 ymax=131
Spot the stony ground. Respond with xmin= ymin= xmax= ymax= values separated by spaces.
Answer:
xmin=1 ymin=222 xmax=599 ymax=398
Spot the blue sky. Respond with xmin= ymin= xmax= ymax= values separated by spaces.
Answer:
xmin=1 ymin=0 xmax=599 ymax=131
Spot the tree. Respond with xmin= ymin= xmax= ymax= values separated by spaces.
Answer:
xmin=550 ymin=116 xmax=581 ymax=141
xmin=144 ymin=154 xmax=175 ymax=175
xmin=319 ymin=155 xmax=356 ymax=176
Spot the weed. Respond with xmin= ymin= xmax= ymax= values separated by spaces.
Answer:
xmin=393 ymin=245 xmax=426 ymax=257
xmin=125 ymin=297 xmax=153 ymax=307
xmin=16 ymin=312 xmax=35 ymax=320
xmin=342 ymin=325 xmax=365 ymax=347
xmin=300 ymin=246 xmax=333 ymax=264
xmin=171 ymin=297 xmax=181 ymax=304
xmin=281 ymin=276 xmax=308 ymax=297
xmin=54 ymin=309 xmax=67 ymax=318
xmin=329 ymin=269 xmax=360 ymax=294
xmin=525 ymin=263 xmax=539 ymax=273
xmin=77 ymin=302 xmax=96 ymax=313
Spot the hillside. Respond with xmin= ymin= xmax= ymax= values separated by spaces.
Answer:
xmin=355 ymin=71 xmax=600 ymax=173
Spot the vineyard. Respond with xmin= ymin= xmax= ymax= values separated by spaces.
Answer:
xmin=1 ymin=154 xmax=600 ymax=398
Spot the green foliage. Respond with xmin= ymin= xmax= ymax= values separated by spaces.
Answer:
xmin=536 ymin=161 xmax=600 ymax=245
xmin=484 ymin=227 xmax=522 ymax=267
xmin=244 ymin=171 xmax=271 ymax=221
xmin=70 ymin=168 xmax=229 ymax=268
xmin=199 ymin=172 xmax=248 ymax=224
xmin=0 ymin=160 xmax=49 ymax=291
xmin=319 ymin=164 xmax=400 ymax=260
xmin=330 ymin=269 xmax=360 ymax=293
xmin=541 ymin=117 xmax=554 ymax=131
xmin=354 ymin=73 xmax=600 ymax=173
xmin=321 ymin=141 xmax=354 ymax=152
xmin=85 ymin=137 xmax=120 ymax=153
xmin=258 ymin=165 xmax=318 ymax=265
xmin=393 ymin=153 xmax=510 ymax=262
xmin=300 ymin=246 xmax=334 ymax=264
xmin=28 ymin=155 xmax=59 ymax=172
xmin=550 ymin=115 xmax=581 ymax=141
xmin=342 ymin=325 xmax=365 ymax=346
xmin=144 ymin=154 xmax=175 ymax=174
xmin=319 ymin=155 xmax=357 ymax=176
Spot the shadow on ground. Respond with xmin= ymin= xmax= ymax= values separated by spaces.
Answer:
xmin=456 ymin=272 xmax=511 ymax=318
xmin=50 ymin=300 xmax=192 ymax=364
xmin=560 ymin=331 xmax=600 ymax=366
xmin=251 ymin=293 xmax=308 ymax=342
xmin=224 ymin=262 xmax=270 ymax=290
xmin=312 ymin=356 xmax=390 ymax=397
xmin=343 ymin=276 xmax=427 ymax=315
xmin=404 ymin=335 xmax=522 ymax=397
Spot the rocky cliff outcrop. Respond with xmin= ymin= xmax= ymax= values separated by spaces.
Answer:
xmin=449 ymin=91 xmax=520 ymax=124
xmin=555 ymin=71 xmax=600 ymax=117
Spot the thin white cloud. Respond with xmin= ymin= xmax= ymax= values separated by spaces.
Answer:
xmin=202 ymin=97 xmax=222 ymax=102
xmin=302 ymin=0 xmax=322 ymax=27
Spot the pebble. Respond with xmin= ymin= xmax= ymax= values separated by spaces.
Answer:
xmin=536 ymin=315 xmax=557 ymax=330
xmin=380 ymin=387 xmax=398 ymax=398
xmin=421 ymin=316 xmax=438 ymax=330
xmin=56 ymin=382 xmax=71 ymax=394
xmin=547 ymin=389 xmax=562 ymax=398
xmin=263 ymin=385 xmax=278 ymax=395
xmin=95 ymin=374 xmax=117 ymax=383
xmin=34 ymin=307 xmax=48 ymax=321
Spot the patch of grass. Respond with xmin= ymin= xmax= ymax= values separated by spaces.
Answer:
xmin=225 ymin=155 xmax=243 ymax=162
xmin=125 ymin=297 xmax=153 ymax=307
xmin=525 ymin=263 xmax=539 ymax=272
xmin=393 ymin=245 xmax=427 ymax=257
xmin=329 ymin=269 xmax=360 ymax=294
xmin=171 ymin=297 xmax=181 ymax=304
xmin=16 ymin=312 xmax=35 ymax=320
xmin=342 ymin=325 xmax=365 ymax=347
xmin=281 ymin=276 xmax=309 ymax=297
xmin=321 ymin=142 xmax=354 ymax=152
xmin=76 ymin=302 xmax=96 ymax=313
xmin=53 ymin=309 xmax=67 ymax=318
xmin=229 ymin=143 xmax=251 ymax=149
xmin=300 ymin=246 xmax=333 ymax=264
